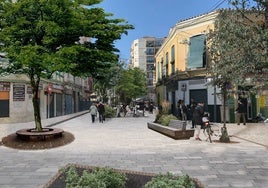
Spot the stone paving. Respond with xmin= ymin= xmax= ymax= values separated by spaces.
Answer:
xmin=0 ymin=111 xmax=268 ymax=188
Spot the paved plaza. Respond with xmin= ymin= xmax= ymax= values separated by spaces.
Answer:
xmin=0 ymin=111 xmax=268 ymax=188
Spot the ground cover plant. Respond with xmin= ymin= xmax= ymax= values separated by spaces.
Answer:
xmin=45 ymin=164 xmax=204 ymax=188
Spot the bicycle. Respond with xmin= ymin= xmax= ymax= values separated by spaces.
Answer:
xmin=202 ymin=113 xmax=221 ymax=143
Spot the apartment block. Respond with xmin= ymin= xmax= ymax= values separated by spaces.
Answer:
xmin=130 ymin=36 xmax=164 ymax=101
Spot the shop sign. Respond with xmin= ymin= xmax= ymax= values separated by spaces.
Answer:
xmin=0 ymin=82 xmax=10 ymax=91
xmin=13 ymin=84 xmax=25 ymax=101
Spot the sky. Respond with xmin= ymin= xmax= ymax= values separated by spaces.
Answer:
xmin=97 ymin=0 xmax=231 ymax=60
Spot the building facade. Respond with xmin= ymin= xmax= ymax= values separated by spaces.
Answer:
xmin=130 ymin=36 xmax=164 ymax=102
xmin=155 ymin=10 xmax=268 ymax=123
xmin=0 ymin=73 xmax=92 ymax=123
xmin=155 ymin=11 xmax=222 ymax=122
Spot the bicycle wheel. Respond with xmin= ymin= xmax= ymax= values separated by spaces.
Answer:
xmin=206 ymin=127 xmax=212 ymax=143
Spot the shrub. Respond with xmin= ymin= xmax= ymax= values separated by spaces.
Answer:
xmin=104 ymin=105 xmax=116 ymax=118
xmin=65 ymin=165 xmax=79 ymax=188
xmin=159 ymin=114 xmax=178 ymax=126
xmin=65 ymin=166 xmax=127 ymax=188
xmin=144 ymin=173 xmax=195 ymax=188
xmin=78 ymin=170 xmax=105 ymax=188
xmin=94 ymin=167 xmax=127 ymax=188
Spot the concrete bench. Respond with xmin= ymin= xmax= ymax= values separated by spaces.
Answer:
xmin=168 ymin=120 xmax=186 ymax=130
xmin=147 ymin=122 xmax=194 ymax=140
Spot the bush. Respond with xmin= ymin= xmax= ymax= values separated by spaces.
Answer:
xmin=144 ymin=173 xmax=195 ymax=188
xmin=104 ymin=105 xmax=116 ymax=118
xmin=65 ymin=165 xmax=127 ymax=188
xmin=158 ymin=114 xmax=178 ymax=126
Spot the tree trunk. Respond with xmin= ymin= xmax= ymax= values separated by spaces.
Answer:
xmin=220 ymin=88 xmax=230 ymax=143
xmin=30 ymin=76 xmax=42 ymax=131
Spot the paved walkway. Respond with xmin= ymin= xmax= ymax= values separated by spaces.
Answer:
xmin=0 ymin=112 xmax=268 ymax=188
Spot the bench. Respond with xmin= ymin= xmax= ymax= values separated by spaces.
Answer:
xmin=16 ymin=128 xmax=64 ymax=141
xmin=147 ymin=122 xmax=194 ymax=140
xmin=168 ymin=120 xmax=187 ymax=130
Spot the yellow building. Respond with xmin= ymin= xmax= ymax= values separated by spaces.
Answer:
xmin=155 ymin=11 xmax=222 ymax=122
xmin=155 ymin=10 xmax=268 ymax=123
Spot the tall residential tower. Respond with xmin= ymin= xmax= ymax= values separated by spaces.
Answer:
xmin=129 ymin=36 xmax=164 ymax=102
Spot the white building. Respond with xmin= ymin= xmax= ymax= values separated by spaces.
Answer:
xmin=130 ymin=36 xmax=164 ymax=101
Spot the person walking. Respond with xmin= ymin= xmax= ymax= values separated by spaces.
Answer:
xmin=236 ymin=97 xmax=247 ymax=125
xmin=97 ymin=102 xmax=105 ymax=123
xmin=89 ymin=103 xmax=98 ymax=123
xmin=192 ymin=102 xmax=205 ymax=141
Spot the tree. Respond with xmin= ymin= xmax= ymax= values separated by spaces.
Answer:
xmin=0 ymin=0 xmax=133 ymax=131
xmin=93 ymin=62 xmax=122 ymax=103
xmin=116 ymin=68 xmax=147 ymax=104
xmin=207 ymin=0 xmax=268 ymax=142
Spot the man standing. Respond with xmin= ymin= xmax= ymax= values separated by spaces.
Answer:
xmin=236 ymin=97 xmax=247 ymax=125
xmin=192 ymin=102 xmax=205 ymax=141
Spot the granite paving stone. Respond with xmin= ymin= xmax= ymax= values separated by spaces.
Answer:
xmin=0 ymin=111 xmax=268 ymax=187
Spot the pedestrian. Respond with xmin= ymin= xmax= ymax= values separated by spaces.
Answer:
xmin=89 ymin=102 xmax=98 ymax=123
xmin=181 ymin=100 xmax=188 ymax=121
xmin=122 ymin=104 xmax=127 ymax=117
xmin=97 ymin=102 xmax=105 ymax=123
xmin=236 ymin=96 xmax=247 ymax=125
xmin=149 ymin=102 xmax=154 ymax=114
xmin=177 ymin=100 xmax=182 ymax=120
xmin=189 ymin=99 xmax=197 ymax=128
xmin=192 ymin=101 xmax=205 ymax=141
xmin=116 ymin=104 xmax=121 ymax=117
xmin=125 ymin=105 xmax=131 ymax=116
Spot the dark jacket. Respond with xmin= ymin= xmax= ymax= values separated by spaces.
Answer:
xmin=192 ymin=104 xmax=204 ymax=126
xmin=98 ymin=103 xmax=105 ymax=114
xmin=236 ymin=100 xmax=246 ymax=113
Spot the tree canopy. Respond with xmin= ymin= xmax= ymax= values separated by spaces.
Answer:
xmin=207 ymin=0 xmax=267 ymax=141
xmin=208 ymin=0 xmax=268 ymax=93
xmin=0 ymin=0 xmax=133 ymax=130
xmin=116 ymin=67 xmax=147 ymax=104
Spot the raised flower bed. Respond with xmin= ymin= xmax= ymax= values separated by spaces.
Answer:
xmin=44 ymin=164 xmax=204 ymax=188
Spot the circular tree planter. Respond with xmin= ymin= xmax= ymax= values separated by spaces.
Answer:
xmin=16 ymin=128 xmax=64 ymax=141
xmin=2 ymin=128 xmax=74 ymax=150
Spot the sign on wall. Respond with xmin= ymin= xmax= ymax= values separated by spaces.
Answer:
xmin=13 ymin=84 xmax=25 ymax=101
xmin=0 ymin=82 xmax=10 ymax=91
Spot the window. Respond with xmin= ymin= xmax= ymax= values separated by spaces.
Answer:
xmin=161 ymin=58 xmax=165 ymax=77
xmin=157 ymin=62 xmax=161 ymax=79
xmin=147 ymin=72 xmax=153 ymax=79
xmin=146 ymin=41 xmax=154 ymax=47
xmin=147 ymin=64 xmax=155 ymax=71
xmin=187 ymin=34 xmax=206 ymax=69
xmin=165 ymin=52 xmax=169 ymax=76
xmin=155 ymin=39 xmax=163 ymax=47
xmin=171 ymin=45 xmax=175 ymax=74
xmin=146 ymin=48 xmax=155 ymax=55
xmin=147 ymin=79 xmax=153 ymax=86
xmin=146 ymin=56 xmax=154 ymax=63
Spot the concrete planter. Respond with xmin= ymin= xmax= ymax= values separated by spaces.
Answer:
xmin=44 ymin=164 xmax=204 ymax=188
xmin=147 ymin=122 xmax=194 ymax=140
